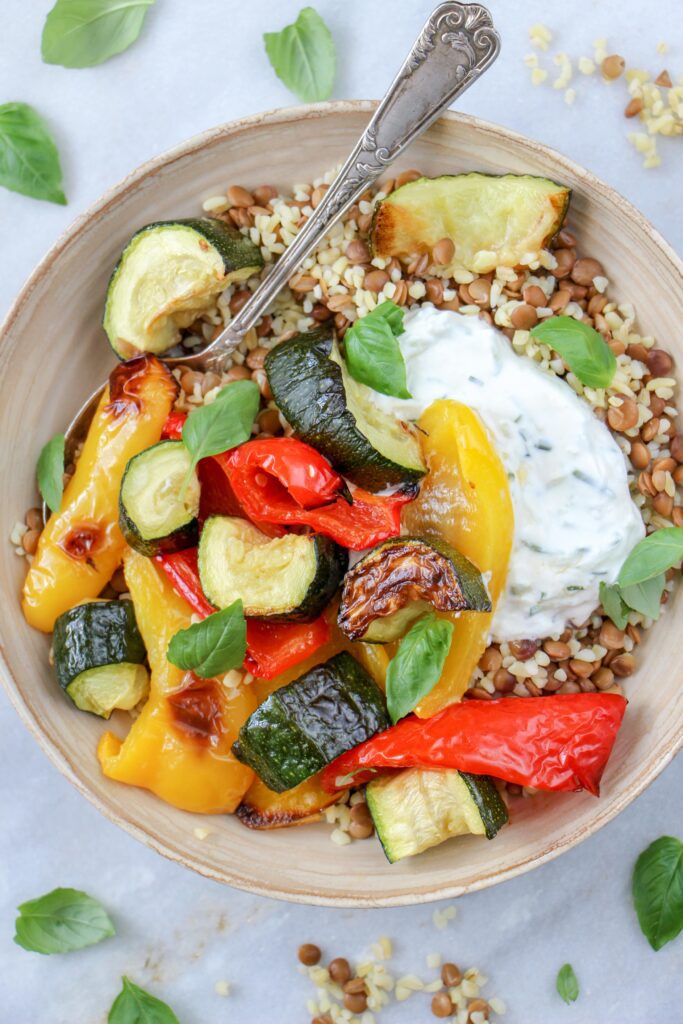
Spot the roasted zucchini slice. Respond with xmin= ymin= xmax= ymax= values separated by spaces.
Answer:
xmin=103 ymin=218 xmax=264 ymax=359
xmin=119 ymin=440 xmax=199 ymax=556
xmin=198 ymin=515 xmax=347 ymax=621
xmin=53 ymin=600 xmax=149 ymax=718
xmin=366 ymin=768 xmax=508 ymax=863
xmin=265 ymin=327 xmax=425 ymax=491
xmin=338 ymin=536 xmax=491 ymax=643
xmin=232 ymin=652 xmax=390 ymax=792
xmin=371 ymin=173 xmax=571 ymax=275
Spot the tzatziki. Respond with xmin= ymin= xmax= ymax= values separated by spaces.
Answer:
xmin=374 ymin=305 xmax=645 ymax=641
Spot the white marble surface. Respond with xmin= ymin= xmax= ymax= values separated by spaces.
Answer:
xmin=0 ymin=2 xmax=681 ymax=1022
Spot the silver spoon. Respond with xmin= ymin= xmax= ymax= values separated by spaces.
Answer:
xmin=61 ymin=2 xmax=500 ymax=472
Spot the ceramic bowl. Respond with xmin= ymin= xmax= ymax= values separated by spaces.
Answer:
xmin=1 ymin=102 xmax=681 ymax=906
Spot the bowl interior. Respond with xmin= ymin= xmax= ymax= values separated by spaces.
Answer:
xmin=1 ymin=104 xmax=681 ymax=906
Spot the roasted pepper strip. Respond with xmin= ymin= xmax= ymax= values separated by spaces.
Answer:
xmin=155 ymin=548 xmax=331 ymax=680
xmin=98 ymin=549 xmax=256 ymax=813
xmin=402 ymin=400 xmax=514 ymax=716
xmin=322 ymin=692 xmax=627 ymax=796
xmin=23 ymin=356 xmax=178 ymax=632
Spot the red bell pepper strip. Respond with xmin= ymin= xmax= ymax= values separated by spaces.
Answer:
xmin=155 ymin=549 xmax=329 ymax=679
xmin=321 ymin=693 xmax=628 ymax=796
xmin=220 ymin=438 xmax=417 ymax=549
xmin=161 ymin=410 xmax=187 ymax=440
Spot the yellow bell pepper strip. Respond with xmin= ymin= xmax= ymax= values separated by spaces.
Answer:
xmin=22 ymin=356 xmax=178 ymax=633
xmin=98 ymin=549 xmax=256 ymax=814
xmin=402 ymin=400 xmax=513 ymax=717
xmin=238 ymin=620 xmax=390 ymax=826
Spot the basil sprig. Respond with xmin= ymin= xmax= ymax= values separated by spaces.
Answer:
xmin=555 ymin=963 xmax=579 ymax=1004
xmin=632 ymin=836 xmax=683 ymax=950
xmin=531 ymin=315 xmax=616 ymax=388
xmin=181 ymin=379 xmax=259 ymax=493
xmin=600 ymin=575 xmax=666 ymax=629
xmin=108 ymin=977 xmax=179 ymax=1024
xmin=42 ymin=0 xmax=156 ymax=69
xmin=617 ymin=527 xmax=683 ymax=586
xmin=344 ymin=300 xmax=411 ymax=399
xmin=37 ymin=432 xmax=66 ymax=514
xmin=386 ymin=613 xmax=454 ymax=723
xmin=167 ymin=601 xmax=246 ymax=678
xmin=264 ymin=7 xmax=336 ymax=102
xmin=0 ymin=103 xmax=66 ymax=205
xmin=14 ymin=887 xmax=114 ymax=955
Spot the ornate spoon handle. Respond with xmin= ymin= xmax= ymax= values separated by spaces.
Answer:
xmin=189 ymin=3 xmax=500 ymax=370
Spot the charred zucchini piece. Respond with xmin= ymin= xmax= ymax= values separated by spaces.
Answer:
xmin=104 ymin=218 xmax=264 ymax=359
xmin=264 ymin=327 xmax=425 ymax=491
xmin=366 ymin=768 xmax=508 ymax=863
xmin=119 ymin=440 xmax=199 ymax=556
xmin=371 ymin=173 xmax=570 ymax=275
xmin=198 ymin=515 xmax=347 ymax=621
xmin=53 ymin=600 xmax=149 ymax=718
xmin=232 ymin=652 xmax=390 ymax=792
xmin=236 ymin=773 xmax=337 ymax=829
xmin=338 ymin=536 xmax=491 ymax=643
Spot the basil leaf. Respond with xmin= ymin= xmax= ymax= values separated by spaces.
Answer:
xmin=344 ymin=301 xmax=410 ymax=399
xmin=264 ymin=7 xmax=336 ymax=102
xmin=42 ymin=0 xmax=156 ymax=69
xmin=167 ymin=601 xmax=246 ymax=679
xmin=181 ymin=379 xmax=259 ymax=488
xmin=599 ymin=582 xmax=630 ymax=629
xmin=37 ymin=432 xmax=66 ymax=514
xmin=530 ymin=315 xmax=616 ymax=387
xmin=14 ymin=887 xmax=114 ymax=954
xmin=386 ymin=613 xmax=454 ymax=723
xmin=617 ymin=528 xmax=683 ymax=587
xmin=108 ymin=977 xmax=179 ymax=1024
xmin=619 ymin=574 xmax=666 ymax=619
xmin=0 ymin=103 xmax=66 ymax=205
xmin=632 ymin=836 xmax=683 ymax=951
xmin=555 ymin=963 xmax=579 ymax=1004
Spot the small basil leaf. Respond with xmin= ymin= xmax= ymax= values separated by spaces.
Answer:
xmin=530 ymin=315 xmax=616 ymax=387
xmin=619 ymin=574 xmax=666 ymax=620
xmin=344 ymin=300 xmax=410 ymax=399
xmin=0 ymin=102 xmax=66 ymax=205
xmin=555 ymin=963 xmax=579 ymax=1004
xmin=14 ymin=887 xmax=114 ymax=955
xmin=42 ymin=0 xmax=156 ymax=69
xmin=181 ymin=379 xmax=259 ymax=488
xmin=108 ymin=977 xmax=180 ymax=1024
xmin=37 ymin=432 xmax=66 ymax=514
xmin=599 ymin=582 xmax=630 ymax=629
xmin=617 ymin=528 xmax=683 ymax=587
xmin=264 ymin=7 xmax=336 ymax=102
xmin=386 ymin=613 xmax=454 ymax=723
xmin=167 ymin=601 xmax=246 ymax=679
xmin=632 ymin=836 xmax=683 ymax=951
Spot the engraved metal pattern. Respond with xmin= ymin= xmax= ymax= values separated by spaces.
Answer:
xmin=187 ymin=3 xmax=501 ymax=370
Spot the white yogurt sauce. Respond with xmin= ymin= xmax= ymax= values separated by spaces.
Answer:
xmin=375 ymin=305 xmax=644 ymax=641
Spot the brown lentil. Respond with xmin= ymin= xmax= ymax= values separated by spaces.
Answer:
xmin=225 ymin=364 xmax=252 ymax=382
xmin=253 ymin=369 xmax=272 ymax=400
xmin=228 ymin=207 xmax=251 ymax=229
xmin=392 ymin=280 xmax=409 ymax=305
xmin=468 ymin=999 xmax=490 ymax=1021
xmin=607 ymin=398 xmax=638 ymax=432
xmin=588 ymin=293 xmax=608 ymax=317
xmin=200 ymin=371 xmax=222 ymax=395
xmin=647 ymin=348 xmax=674 ymax=377
xmin=655 ymin=69 xmax=673 ymax=87
xmin=363 ymin=269 xmax=390 ymax=292
xmin=556 ymin=227 xmax=578 ymax=247
xmin=180 ymin=370 xmax=203 ymax=395
xmin=257 ymin=409 xmax=282 ymax=435
xmin=252 ymin=183 xmax=277 ymax=205
xmin=543 ymin=639 xmax=571 ymax=660
xmin=601 ymin=54 xmax=625 ymax=80
xmin=630 ymin=441 xmax=650 ymax=469
xmin=467 ymin=686 xmax=495 ymax=700
xmin=599 ymin=621 xmax=626 ymax=649
xmin=298 ymin=943 xmax=321 ymax=966
xmin=229 ymin=290 xmax=251 ymax=316
xmin=467 ymin=278 xmax=491 ymax=305
xmin=25 ymin=507 xmax=43 ymax=532
xmin=593 ymin=667 xmax=615 ymax=690
xmin=510 ymin=303 xmax=538 ymax=330
xmin=441 ymin=962 xmax=463 ymax=987
xmin=311 ymin=1016 xmax=333 ymax=1024
xmin=431 ymin=992 xmax=454 ymax=1018
xmin=256 ymin=314 xmax=272 ymax=337
xmin=432 ymin=237 xmax=455 ymax=265
xmin=653 ymin=492 xmax=674 ymax=517
xmin=571 ymin=257 xmax=604 ymax=286
xmin=343 ymin=992 xmax=367 ymax=1014
xmin=311 ymin=185 xmax=328 ymax=208
xmin=551 ymin=248 xmax=575 ymax=279
xmin=328 ymin=958 xmax=351 ymax=985
xmin=246 ymin=346 xmax=269 ymax=370
xmin=348 ymin=802 xmax=374 ymax=840
xmin=346 ymin=239 xmax=370 ymax=264
xmin=569 ymin=658 xmax=594 ymax=679
xmin=21 ymin=529 xmax=40 ymax=555
xmin=522 ymin=284 xmax=547 ymax=307
xmin=326 ymin=294 xmax=354 ymax=313
xmin=641 ymin=418 xmax=661 ymax=443
xmin=509 ymin=639 xmax=540 ymax=660
xmin=673 ymin=507 xmax=683 ymax=527
xmin=549 ymin=289 xmax=571 ymax=312
xmin=479 ymin=646 xmax=502 ymax=672
xmin=342 ymin=978 xmax=367 ymax=997
xmin=493 ymin=667 xmax=516 ymax=692
xmin=357 ymin=212 xmax=373 ymax=233
xmin=611 ymin=653 xmax=636 ymax=677
xmin=425 ymin=278 xmax=444 ymax=304
xmin=289 ymin=273 xmax=317 ymax=293
xmin=227 ymin=184 xmax=254 ymax=208
xmin=670 ymin=435 xmax=683 ymax=463
xmin=312 ymin=303 xmax=333 ymax=322
xmin=625 ymin=97 xmax=644 ymax=117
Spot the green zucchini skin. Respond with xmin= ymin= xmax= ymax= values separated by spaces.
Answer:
xmin=104 ymin=218 xmax=264 ymax=360
xmin=264 ymin=328 xmax=425 ymax=491
xmin=338 ymin=535 xmax=491 ymax=643
xmin=366 ymin=768 xmax=508 ymax=863
xmin=198 ymin=515 xmax=347 ymax=622
xmin=53 ymin=600 xmax=146 ymax=692
xmin=232 ymin=652 xmax=390 ymax=792
xmin=119 ymin=441 xmax=199 ymax=558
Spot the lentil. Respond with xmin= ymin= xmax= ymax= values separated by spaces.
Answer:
xmin=25 ymin=507 xmax=43 ymax=532
xmin=593 ymin=667 xmax=615 ymax=690
xmin=607 ymin=397 xmax=638 ymax=432
xmin=251 ymin=184 xmax=277 ymax=205
xmin=543 ymin=639 xmax=571 ymax=660
xmin=625 ymin=97 xmax=644 ymax=117
xmin=630 ymin=441 xmax=650 ymax=470
xmin=246 ymin=346 xmax=269 ymax=370
xmin=441 ymin=963 xmax=463 ymax=987
xmin=510 ymin=303 xmax=538 ymax=330
xmin=479 ymin=646 xmax=502 ymax=672
xmin=21 ymin=529 xmax=40 ymax=555
xmin=522 ymin=284 xmax=547 ymax=307
xmin=364 ymin=269 xmax=390 ymax=292
xmin=298 ymin=944 xmax=321 ymax=966
xmin=571 ymin=257 xmax=604 ymax=286
xmin=599 ymin=621 xmax=625 ymax=649
xmin=647 ymin=348 xmax=674 ymax=377
xmin=328 ymin=958 xmax=351 ymax=985
xmin=551 ymin=248 xmax=575 ymax=278
xmin=468 ymin=999 xmax=490 ymax=1020
xmin=432 ymin=237 xmax=455 ymax=265
xmin=601 ymin=54 xmax=625 ymax=80
xmin=611 ymin=653 xmax=636 ymax=677
xmin=432 ymin=992 xmax=454 ymax=1017
xmin=343 ymin=991 xmax=367 ymax=1013
xmin=227 ymin=184 xmax=254 ymax=208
